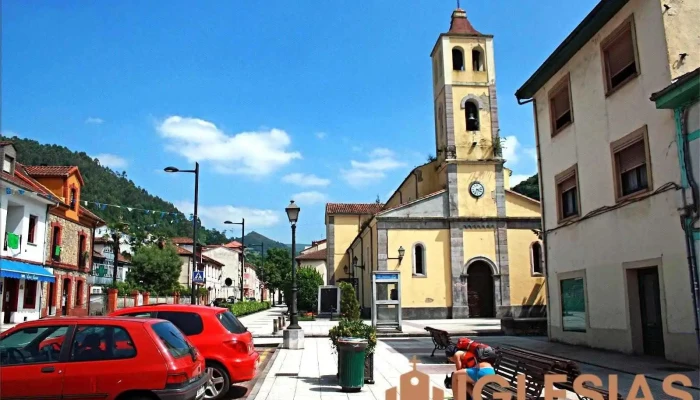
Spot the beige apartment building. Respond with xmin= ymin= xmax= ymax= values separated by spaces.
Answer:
xmin=515 ymin=0 xmax=699 ymax=365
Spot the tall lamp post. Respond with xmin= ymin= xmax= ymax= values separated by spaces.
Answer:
xmin=247 ymin=243 xmax=265 ymax=302
xmin=165 ymin=163 xmax=200 ymax=304
xmin=224 ymin=219 xmax=245 ymax=301
xmin=285 ymin=200 xmax=301 ymax=330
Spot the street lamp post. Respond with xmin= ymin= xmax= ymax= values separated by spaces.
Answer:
xmin=282 ymin=200 xmax=303 ymax=350
xmin=224 ymin=219 xmax=245 ymax=301
xmin=285 ymin=200 xmax=301 ymax=330
xmin=165 ymin=163 xmax=200 ymax=304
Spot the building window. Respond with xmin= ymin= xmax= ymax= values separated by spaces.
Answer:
xmin=78 ymin=234 xmax=87 ymax=267
xmin=27 ymin=215 xmax=38 ymax=244
xmin=75 ymin=280 xmax=84 ymax=306
xmin=465 ymin=101 xmax=480 ymax=131
xmin=531 ymin=242 xmax=543 ymax=276
xmin=612 ymin=126 xmax=652 ymax=201
xmin=556 ymin=165 xmax=580 ymax=222
xmin=561 ymin=277 xmax=586 ymax=332
xmin=549 ymin=75 xmax=573 ymax=135
xmin=51 ymin=225 xmax=62 ymax=261
xmin=69 ymin=188 xmax=77 ymax=210
xmin=23 ymin=280 xmax=37 ymax=309
xmin=472 ymin=47 xmax=484 ymax=71
xmin=452 ymin=47 xmax=465 ymax=71
xmin=601 ymin=17 xmax=639 ymax=95
xmin=413 ymin=243 xmax=426 ymax=276
xmin=3 ymin=155 xmax=13 ymax=173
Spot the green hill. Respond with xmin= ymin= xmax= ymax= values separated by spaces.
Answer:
xmin=233 ymin=231 xmax=289 ymax=255
xmin=1 ymin=134 xmax=229 ymax=244
xmin=511 ymin=174 xmax=540 ymax=201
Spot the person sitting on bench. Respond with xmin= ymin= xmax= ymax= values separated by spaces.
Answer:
xmin=446 ymin=344 xmax=496 ymax=399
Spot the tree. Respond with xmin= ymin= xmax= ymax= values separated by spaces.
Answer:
xmin=338 ymin=282 xmax=360 ymax=320
xmin=283 ymin=267 xmax=323 ymax=312
xmin=126 ymin=243 xmax=181 ymax=294
xmin=511 ymin=173 xmax=540 ymax=200
xmin=261 ymin=247 xmax=292 ymax=295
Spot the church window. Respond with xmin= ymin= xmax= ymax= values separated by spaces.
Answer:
xmin=472 ymin=47 xmax=484 ymax=71
xmin=413 ymin=243 xmax=426 ymax=276
xmin=452 ymin=47 xmax=465 ymax=71
xmin=531 ymin=241 xmax=544 ymax=276
xmin=465 ymin=101 xmax=480 ymax=131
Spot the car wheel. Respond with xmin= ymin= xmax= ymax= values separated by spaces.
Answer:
xmin=204 ymin=362 xmax=231 ymax=400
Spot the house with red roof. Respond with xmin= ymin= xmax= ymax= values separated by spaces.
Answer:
xmin=169 ymin=238 xmax=225 ymax=304
xmin=0 ymin=141 xmax=104 ymax=323
xmin=1 ymin=143 xmax=60 ymax=325
xmin=325 ymin=7 xmax=543 ymax=322
xmin=295 ymin=239 xmax=328 ymax=285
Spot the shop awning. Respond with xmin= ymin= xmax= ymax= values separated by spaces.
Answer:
xmin=0 ymin=259 xmax=55 ymax=283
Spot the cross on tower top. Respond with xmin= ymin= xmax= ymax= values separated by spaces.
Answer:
xmin=457 ymin=0 xmax=461 ymax=9
xmin=410 ymin=355 xmax=419 ymax=370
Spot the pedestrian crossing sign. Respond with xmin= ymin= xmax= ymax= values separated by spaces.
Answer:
xmin=193 ymin=270 xmax=205 ymax=283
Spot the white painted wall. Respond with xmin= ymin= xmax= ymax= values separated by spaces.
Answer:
xmin=298 ymin=260 xmax=327 ymax=286
xmin=0 ymin=189 xmax=51 ymax=263
xmin=203 ymin=246 xmax=241 ymax=299
xmin=532 ymin=0 xmax=698 ymax=365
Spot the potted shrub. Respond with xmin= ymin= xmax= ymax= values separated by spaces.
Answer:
xmin=328 ymin=282 xmax=377 ymax=384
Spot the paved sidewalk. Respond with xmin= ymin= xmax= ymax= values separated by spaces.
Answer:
xmin=250 ymin=336 xmax=699 ymax=399
xmin=237 ymin=306 xmax=502 ymax=338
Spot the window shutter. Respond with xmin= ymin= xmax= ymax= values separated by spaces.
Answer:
xmin=559 ymin=176 xmax=576 ymax=192
xmin=606 ymin=30 xmax=635 ymax=78
xmin=618 ymin=140 xmax=646 ymax=173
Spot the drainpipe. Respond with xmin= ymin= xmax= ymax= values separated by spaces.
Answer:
xmin=679 ymin=106 xmax=700 ymax=363
xmin=360 ymin=235 xmax=365 ymax=311
xmin=519 ymin=95 xmax=552 ymax=339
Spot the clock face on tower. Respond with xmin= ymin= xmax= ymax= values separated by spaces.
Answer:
xmin=470 ymin=181 xmax=485 ymax=198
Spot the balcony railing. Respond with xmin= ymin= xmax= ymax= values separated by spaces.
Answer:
xmin=88 ymin=276 xmax=114 ymax=286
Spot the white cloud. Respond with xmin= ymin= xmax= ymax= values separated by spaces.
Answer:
xmin=525 ymin=148 xmax=538 ymax=163
xmin=85 ymin=117 xmax=104 ymax=125
xmin=341 ymin=147 xmax=407 ymax=188
xmin=282 ymin=173 xmax=330 ymax=187
xmin=502 ymin=135 xmax=520 ymax=164
xmin=157 ymin=116 xmax=302 ymax=177
xmin=175 ymin=201 xmax=280 ymax=229
xmin=315 ymin=132 xmax=326 ymax=139
xmin=509 ymin=174 xmax=531 ymax=188
xmin=94 ymin=153 xmax=128 ymax=169
xmin=292 ymin=191 xmax=328 ymax=205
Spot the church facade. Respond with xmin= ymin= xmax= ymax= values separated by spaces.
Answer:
xmin=325 ymin=7 xmax=545 ymax=319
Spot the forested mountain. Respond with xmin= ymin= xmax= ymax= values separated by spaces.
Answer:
xmin=511 ymin=174 xmax=540 ymax=201
xmin=1 ymin=135 xmax=230 ymax=244
xmin=232 ymin=232 xmax=308 ymax=256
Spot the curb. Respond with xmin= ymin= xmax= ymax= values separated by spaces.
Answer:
xmin=245 ymin=344 xmax=282 ymax=400
xmin=253 ymin=330 xmax=504 ymax=339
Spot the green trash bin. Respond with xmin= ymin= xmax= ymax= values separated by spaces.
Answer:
xmin=337 ymin=337 xmax=368 ymax=392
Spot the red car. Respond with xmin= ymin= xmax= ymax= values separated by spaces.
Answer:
xmin=0 ymin=316 xmax=209 ymax=400
xmin=111 ymin=304 xmax=259 ymax=399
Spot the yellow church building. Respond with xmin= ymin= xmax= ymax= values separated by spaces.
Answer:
xmin=325 ymin=7 xmax=545 ymax=319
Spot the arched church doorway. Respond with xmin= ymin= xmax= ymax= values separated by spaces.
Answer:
xmin=466 ymin=261 xmax=495 ymax=318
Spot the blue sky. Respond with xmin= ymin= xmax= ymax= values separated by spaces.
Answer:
xmin=1 ymin=0 xmax=598 ymax=244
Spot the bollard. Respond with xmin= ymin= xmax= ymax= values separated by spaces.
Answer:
xmin=279 ymin=315 xmax=284 ymax=327
xmin=273 ymin=319 xmax=278 ymax=334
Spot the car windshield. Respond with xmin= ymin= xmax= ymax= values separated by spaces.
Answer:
xmin=216 ymin=311 xmax=247 ymax=334
xmin=151 ymin=321 xmax=192 ymax=359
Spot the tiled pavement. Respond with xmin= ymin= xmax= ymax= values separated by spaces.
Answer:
xmin=250 ymin=337 xmax=699 ymax=399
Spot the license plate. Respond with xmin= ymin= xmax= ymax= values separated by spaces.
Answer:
xmin=196 ymin=385 xmax=205 ymax=398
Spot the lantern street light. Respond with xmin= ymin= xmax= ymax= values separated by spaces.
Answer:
xmin=285 ymin=200 xmax=301 ymax=330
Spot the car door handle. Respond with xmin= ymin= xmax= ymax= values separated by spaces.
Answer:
xmin=41 ymin=366 xmax=55 ymax=373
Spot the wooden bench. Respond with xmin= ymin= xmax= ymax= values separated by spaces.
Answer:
xmin=501 ymin=347 xmax=623 ymax=400
xmin=479 ymin=348 xmax=557 ymax=399
xmin=424 ymin=327 xmax=453 ymax=357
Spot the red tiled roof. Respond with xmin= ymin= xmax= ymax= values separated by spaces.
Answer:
xmin=171 ymin=237 xmax=194 ymax=244
xmin=296 ymin=248 xmax=327 ymax=261
xmin=224 ymin=240 xmax=243 ymax=248
xmin=24 ymin=165 xmax=84 ymax=186
xmin=311 ymin=239 xmax=326 ymax=246
xmin=94 ymin=237 xmax=109 ymax=244
xmin=0 ymin=141 xmax=14 ymax=147
xmin=448 ymin=8 xmax=481 ymax=35
xmin=80 ymin=205 xmax=104 ymax=223
xmin=326 ymin=203 xmax=385 ymax=215
xmin=1 ymin=163 xmax=55 ymax=201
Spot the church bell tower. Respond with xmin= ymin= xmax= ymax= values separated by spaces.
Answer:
xmin=430 ymin=6 xmax=504 ymax=219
